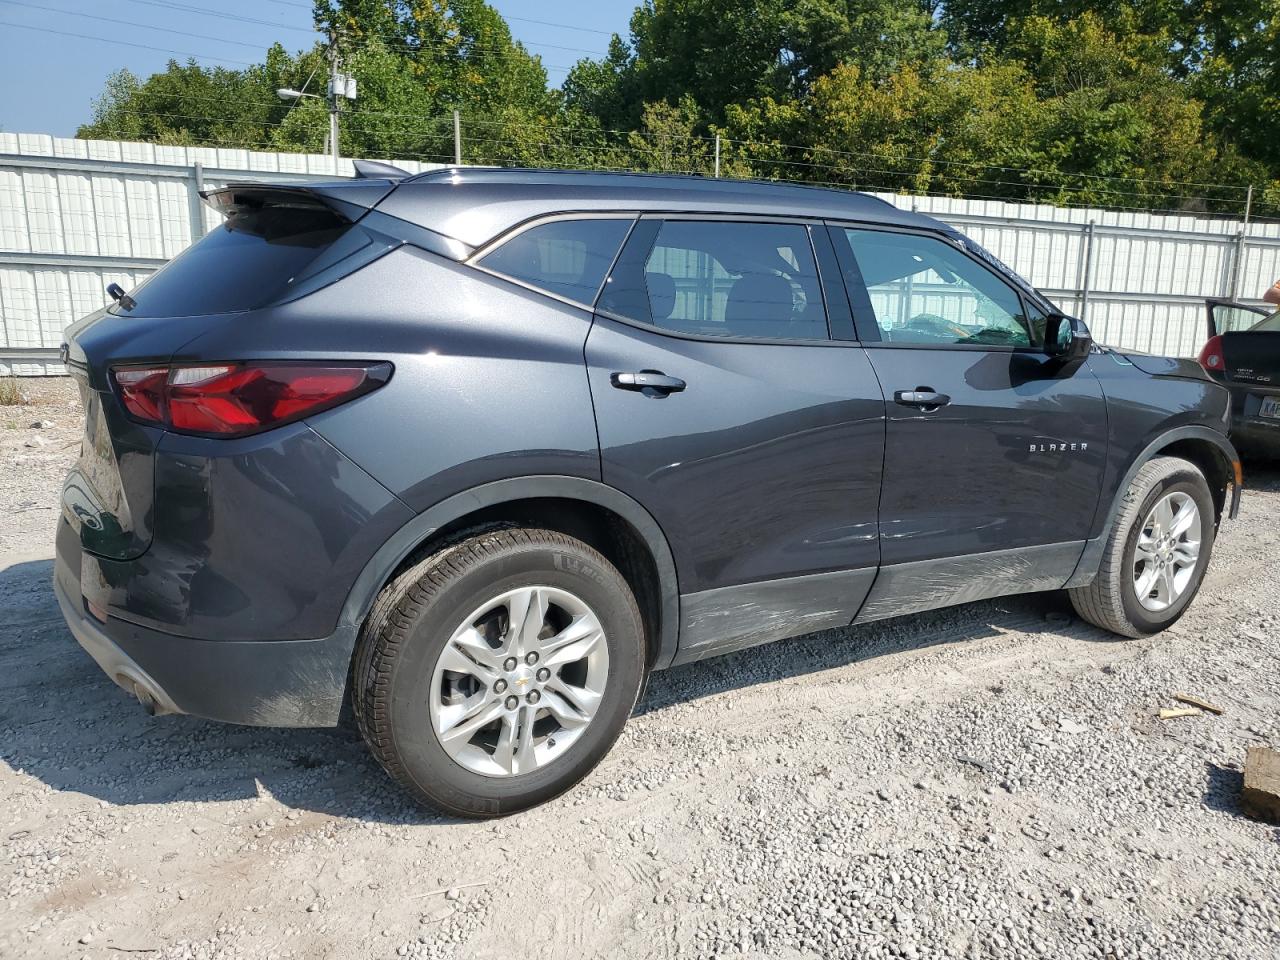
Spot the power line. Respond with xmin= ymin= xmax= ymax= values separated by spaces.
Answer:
xmin=252 ymin=0 xmax=622 ymax=38
xmin=94 ymin=102 xmax=1253 ymax=203
xmin=120 ymin=0 xmax=310 ymax=35
xmin=0 ymin=20 xmax=257 ymax=66
xmin=84 ymin=118 xmax=1249 ymax=216
xmin=0 ymin=0 xmax=271 ymax=49
xmin=115 ymin=0 xmax=608 ymax=60
xmin=99 ymin=116 xmax=1235 ymax=208
xmin=722 ymin=136 xmax=1252 ymax=193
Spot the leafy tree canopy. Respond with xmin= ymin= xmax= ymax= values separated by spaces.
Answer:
xmin=77 ymin=0 xmax=1279 ymax=216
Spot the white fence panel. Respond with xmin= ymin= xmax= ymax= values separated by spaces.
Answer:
xmin=1 ymin=133 xmax=1277 ymax=374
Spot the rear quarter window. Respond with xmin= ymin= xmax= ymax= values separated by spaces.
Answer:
xmin=478 ymin=218 xmax=633 ymax=304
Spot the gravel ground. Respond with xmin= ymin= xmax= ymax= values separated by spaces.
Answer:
xmin=1 ymin=378 xmax=83 ymax=554
xmin=2 ymin=376 xmax=1279 ymax=960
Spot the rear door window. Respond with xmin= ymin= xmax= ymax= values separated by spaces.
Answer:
xmin=478 ymin=218 xmax=633 ymax=304
xmin=602 ymin=219 xmax=828 ymax=340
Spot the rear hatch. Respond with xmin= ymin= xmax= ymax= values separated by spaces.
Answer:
xmin=60 ymin=178 xmax=400 ymax=560
xmin=1220 ymin=315 xmax=1280 ymax=390
xmin=1221 ymin=326 xmax=1280 ymax=428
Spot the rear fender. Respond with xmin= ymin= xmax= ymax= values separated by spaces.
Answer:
xmin=332 ymin=476 xmax=681 ymax=670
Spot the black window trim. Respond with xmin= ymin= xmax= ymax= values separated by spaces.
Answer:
xmin=825 ymin=220 xmax=1054 ymax=355
xmin=592 ymin=213 xmax=849 ymax=348
xmin=467 ymin=212 xmax=641 ymax=312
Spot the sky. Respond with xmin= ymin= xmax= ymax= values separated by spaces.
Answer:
xmin=0 ymin=0 xmax=639 ymax=138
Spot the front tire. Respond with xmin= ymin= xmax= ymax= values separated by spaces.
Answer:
xmin=1069 ymin=456 xmax=1216 ymax=638
xmin=353 ymin=527 xmax=646 ymax=817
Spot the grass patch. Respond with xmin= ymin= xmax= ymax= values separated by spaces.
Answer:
xmin=0 ymin=377 xmax=29 ymax=406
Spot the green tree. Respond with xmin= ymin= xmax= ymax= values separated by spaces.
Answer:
xmin=78 ymin=48 xmax=315 ymax=149
xmin=563 ymin=0 xmax=944 ymax=127
xmin=80 ymin=1 xmax=557 ymax=163
xmin=1187 ymin=0 xmax=1280 ymax=170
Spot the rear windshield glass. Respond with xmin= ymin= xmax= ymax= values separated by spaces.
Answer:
xmin=113 ymin=204 xmax=350 ymax=318
xmin=1254 ymin=311 xmax=1280 ymax=332
xmin=479 ymin=218 xmax=632 ymax=304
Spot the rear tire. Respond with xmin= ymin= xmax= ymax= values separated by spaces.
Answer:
xmin=353 ymin=526 xmax=645 ymax=817
xmin=1069 ymin=456 xmax=1215 ymax=638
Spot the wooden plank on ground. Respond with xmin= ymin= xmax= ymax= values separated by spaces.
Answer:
xmin=1241 ymin=747 xmax=1280 ymax=823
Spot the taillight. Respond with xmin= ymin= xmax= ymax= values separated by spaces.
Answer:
xmin=1198 ymin=335 xmax=1225 ymax=373
xmin=111 ymin=362 xmax=392 ymax=437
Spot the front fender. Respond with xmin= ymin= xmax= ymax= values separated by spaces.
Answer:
xmin=1065 ymin=425 xmax=1241 ymax=588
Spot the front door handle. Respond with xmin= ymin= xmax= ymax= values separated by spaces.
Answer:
xmin=894 ymin=388 xmax=951 ymax=409
xmin=611 ymin=370 xmax=686 ymax=395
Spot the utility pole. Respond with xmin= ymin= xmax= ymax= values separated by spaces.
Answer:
xmin=276 ymin=28 xmax=354 ymax=171
xmin=327 ymin=29 xmax=342 ymax=174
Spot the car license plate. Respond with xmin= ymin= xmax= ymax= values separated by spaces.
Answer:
xmin=1261 ymin=396 xmax=1280 ymax=419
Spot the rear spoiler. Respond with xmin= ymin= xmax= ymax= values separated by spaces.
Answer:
xmin=201 ymin=176 xmax=400 ymax=223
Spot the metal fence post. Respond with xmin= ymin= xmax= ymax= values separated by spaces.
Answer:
xmin=1079 ymin=220 xmax=1096 ymax=323
xmin=1227 ymin=185 xmax=1254 ymax=300
xmin=453 ymin=110 xmax=462 ymax=166
xmin=187 ymin=161 xmax=205 ymax=243
xmin=714 ymin=135 xmax=721 ymax=178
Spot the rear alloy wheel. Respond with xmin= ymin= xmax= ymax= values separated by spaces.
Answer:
xmin=430 ymin=585 xmax=610 ymax=778
xmin=353 ymin=527 xmax=645 ymax=817
xmin=1069 ymin=456 xmax=1216 ymax=637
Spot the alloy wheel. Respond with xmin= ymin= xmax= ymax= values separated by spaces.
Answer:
xmin=429 ymin=586 xmax=609 ymax=777
xmin=1132 ymin=491 xmax=1201 ymax=613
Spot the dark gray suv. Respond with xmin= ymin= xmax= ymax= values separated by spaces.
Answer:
xmin=56 ymin=168 xmax=1242 ymax=816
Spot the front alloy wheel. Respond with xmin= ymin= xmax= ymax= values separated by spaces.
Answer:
xmin=1068 ymin=455 xmax=1216 ymax=638
xmin=1131 ymin=491 xmax=1202 ymax=613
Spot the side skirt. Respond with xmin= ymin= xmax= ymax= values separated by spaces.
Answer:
xmin=854 ymin=541 xmax=1086 ymax=624
xmin=671 ymin=568 xmax=876 ymax=667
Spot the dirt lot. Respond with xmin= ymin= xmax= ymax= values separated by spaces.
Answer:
xmin=2 ymin=377 xmax=1279 ymax=960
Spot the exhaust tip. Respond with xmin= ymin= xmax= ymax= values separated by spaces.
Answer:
xmin=121 ymin=677 xmax=169 ymax=716
xmin=133 ymin=684 xmax=157 ymax=716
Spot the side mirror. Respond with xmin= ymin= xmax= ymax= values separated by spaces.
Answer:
xmin=1045 ymin=313 xmax=1091 ymax=365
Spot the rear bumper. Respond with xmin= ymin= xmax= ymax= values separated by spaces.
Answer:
xmin=55 ymin=547 xmax=352 ymax=727
xmin=1226 ymin=383 xmax=1280 ymax=457
xmin=55 ymin=574 xmax=181 ymax=717
xmin=1231 ymin=415 xmax=1280 ymax=458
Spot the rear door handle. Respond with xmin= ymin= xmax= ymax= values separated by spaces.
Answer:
xmin=894 ymin=388 xmax=951 ymax=409
xmin=611 ymin=370 xmax=686 ymax=395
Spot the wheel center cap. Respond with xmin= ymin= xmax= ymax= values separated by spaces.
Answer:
xmin=509 ymin=665 xmax=536 ymax=690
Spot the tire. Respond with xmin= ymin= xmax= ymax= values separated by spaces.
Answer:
xmin=352 ymin=526 xmax=646 ymax=817
xmin=1069 ymin=456 xmax=1216 ymax=638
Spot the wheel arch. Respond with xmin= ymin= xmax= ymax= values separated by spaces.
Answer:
xmin=1066 ymin=425 xmax=1240 ymax=589
xmin=334 ymin=476 xmax=681 ymax=679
